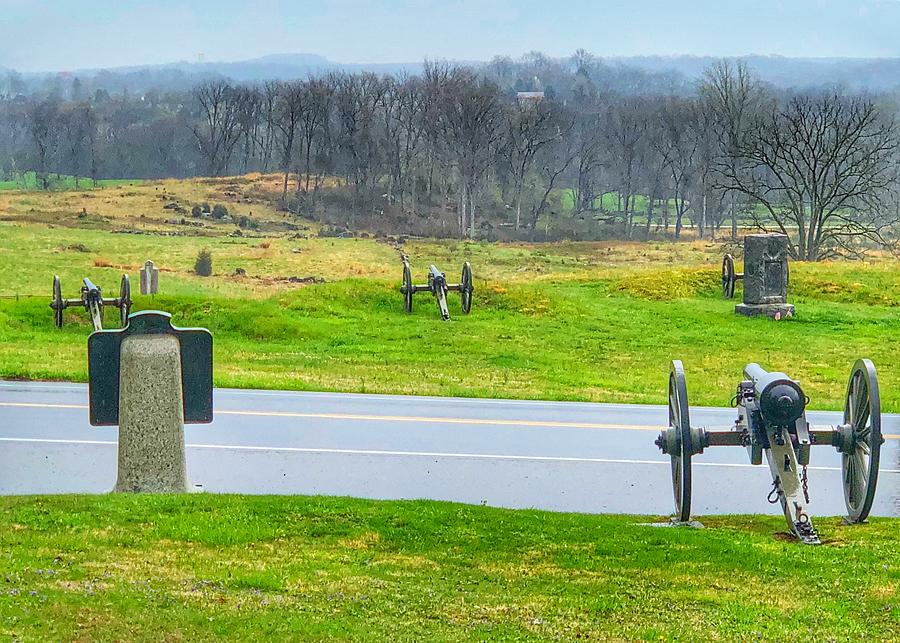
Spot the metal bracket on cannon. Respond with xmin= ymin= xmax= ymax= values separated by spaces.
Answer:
xmin=51 ymin=274 xmax=132 ymax=331
xmin=656 ymin=359 xmax=884 ymax=545
xmin=401 ymin=259 xmax=473 ymax=321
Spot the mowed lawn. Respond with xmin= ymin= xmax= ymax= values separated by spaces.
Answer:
xmin=0 ymin=495 xmax=897 ymax=641
xmin=2 ymin=214 xmax=900 ymax=408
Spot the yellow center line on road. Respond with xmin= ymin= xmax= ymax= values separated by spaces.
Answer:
xmin=2 ymin=401 xmax=899 ymax=439
xmin=218 ymin=409 xmax=662 ymax=431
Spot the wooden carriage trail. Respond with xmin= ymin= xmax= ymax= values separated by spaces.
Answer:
xmin=1 ymin=380 xmax=897 ymax=518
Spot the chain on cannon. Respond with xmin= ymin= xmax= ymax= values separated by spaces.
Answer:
xmin=50 ymin=274 xmax=132 ymax=331
xmin=400 ymin=259 xmax=473 ymax=321
xmin=655 ymin=359 xmax=885 ymax=544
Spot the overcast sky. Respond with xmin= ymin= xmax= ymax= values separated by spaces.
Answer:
xmin=2 ymin=0 xmax=900 ymax=72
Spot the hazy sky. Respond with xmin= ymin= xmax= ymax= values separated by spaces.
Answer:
xmin=2 ymin=0 xmax=900 ymax=72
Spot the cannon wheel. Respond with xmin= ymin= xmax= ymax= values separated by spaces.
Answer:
xmin=119 ymin=274 xmax=132 ymax=328
xmin=402 ymin=261 xmax=413 ymax=313
xmin=842 ymin=359 xmax=882 ymax=523
xmin=52 ymin=275 xmax=64 ymax=328
xmin=722 ymin=254 xmax=736 ymax=299
xmin=668 ymin=360 xmax=693 ymax=522
xmin=460 ymin=262 xmax=473 ymax=314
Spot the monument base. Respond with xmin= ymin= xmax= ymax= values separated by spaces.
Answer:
xmin=735 ymin=303 xmax=795 ymax=319
xmin=114 ymin=333 xmax=191 ymax=493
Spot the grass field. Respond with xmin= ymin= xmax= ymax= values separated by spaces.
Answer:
xmin=0 ymin=171 xmax=141 ymax=191
xmin=1 ymin=174 xmax=900 ymax=409
xmin=0 ymin=494 xmax=897 ymax=641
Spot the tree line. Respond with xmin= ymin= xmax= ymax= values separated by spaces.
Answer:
xmin=1 ymin=53 xmax=898 ymax=259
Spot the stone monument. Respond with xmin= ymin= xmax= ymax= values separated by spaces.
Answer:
xmin=140 ymin=260 xmax=159 ymax=295
xmin=735 ymin=233 xmax=794 ymax=319
xmin=87 ymin=310 xmax=213 ymax=492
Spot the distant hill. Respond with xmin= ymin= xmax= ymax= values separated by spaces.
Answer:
xmin=76 ymin=53 xmax=426 ymax=81
xmin=21 ymin=53 xmax=424 ymax=85
xmin=610 ymin=55 xmax=900 ymax=91
xmin=8 ymin=52 xmax=900 ymax=94
xmin=6 ymin=53 xmax=427 ymax=94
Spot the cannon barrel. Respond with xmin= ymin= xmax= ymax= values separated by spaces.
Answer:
xmin=428 ymin=265 xmax=447 ymax=291
xmin=82 ymin=277 xmax=101 ymax=294
xmin=743 ymin=363 xmax=806 ymax=426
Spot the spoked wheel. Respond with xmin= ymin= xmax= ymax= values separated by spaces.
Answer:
xmin=460 ymin=262 xmax=473 ymax=314
xmin=840 ymin=359 xmax=883 ymax=523
xmin=722 ymin=254 xmax=736 ymax=299
xmin=52 ymin=275 xmax=64 ymax=328
xmin=402 ymin=260 xmax=413 ymax=313
xmin=668 ymin=360 xmax=693 ymax=522
xmin=119 ymin=274 xmax=132 ymax=327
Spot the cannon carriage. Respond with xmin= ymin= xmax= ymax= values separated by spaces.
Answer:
xmin=656 ymin=359 xmax=884 ymax=544
xmin=401 ymin=259 xmax=473 ymax=321
xmin=51 ymin=274 xmax=132 ymax=331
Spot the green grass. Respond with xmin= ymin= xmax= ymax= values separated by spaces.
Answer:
xmin=0 ymin=171 xmax=141 ymax=191
xmin=558 ymin=189 xmax=658 ymax=213
xmin=1 ymin=495 xmax=897 ymax=641
xmin=2 ymin=222 xmax=900 ymax=409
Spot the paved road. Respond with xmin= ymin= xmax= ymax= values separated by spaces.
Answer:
xmin=1 ymin=381 xmax=897 ymax=517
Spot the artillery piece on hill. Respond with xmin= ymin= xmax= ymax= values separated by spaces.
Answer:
xmin=656 ymin=359 xmax=884 ymax=544
xmin=401 ymin=259 xmax=473 ymax=321
xmin=51 ymin=274 xmax=132 ymax=331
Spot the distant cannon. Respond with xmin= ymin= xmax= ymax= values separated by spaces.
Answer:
xmin=401 ymin=260 xmax=473 ymax=321
xmin=656 ymin=359 xmax=884 ymax=544
xmin=51 ymin=274 xmax=132 ymax=331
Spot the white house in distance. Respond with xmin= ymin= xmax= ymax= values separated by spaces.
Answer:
xmin=516 ymin=91 xmax=545 ymax=105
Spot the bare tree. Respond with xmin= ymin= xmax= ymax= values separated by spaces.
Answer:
xmin=432 ymin=65 xmax=503 ymax=237
xmin=654 ymin=98 xmax=698 ymax=240
xmin=333 ymin=72 xmax=389 ymax=216
xmin=392 ymin=75 xmax=428 ymax=211
xmin=26 ymin=98 xmax=59 ymax=189
xmin=273 ymin=81 xmax=308 ymax=201
xmin=234 ymin=86 xmax=262 ymax=174
xmin=503 ymin=98 xmax=565 ymax=230
xmin=603 ymin=98 xmax=649 ymax=237
xmin=59 ymin=102 xmax=96 ymax=187
xmin=258 ymin=81 xmax=280 ymax=172
xmin=700 ymin=60 xmax=767 ymax=238
xmin=572 ymin=119 xmax=605 ymax=215
xmin=299 ymin=78 xmax=331 ymax=196
xmin=725 ymin=93 xmax=899 ymax=259
xmin=529 ymin=126 xmax=578 ymax=237
xmin=191 ymin=81 xmax=242 ymax=176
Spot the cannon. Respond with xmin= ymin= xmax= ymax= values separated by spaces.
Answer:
xmin=721 ymin=253 xmax=743 ymax=298
xmin=401 ymin=260 xmax=473 ymax=321
xmin=51 ymin=274 xmax=132 ymax=331
xmin=656 ymin=359 xmax=884 ymax=544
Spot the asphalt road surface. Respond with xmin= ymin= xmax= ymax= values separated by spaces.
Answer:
xmin=1 ymin=380 xmax=898 ymax=518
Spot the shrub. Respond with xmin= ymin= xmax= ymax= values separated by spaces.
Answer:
xmin=191 ymin=205 xmax=202 ymax=218
xmin=212 ymin=204 xmax=229 ymax=220
xmin=201 ymin=202 xmax=211 ymax=213
xmin=194 ymin=249 xmax=213 ymax=276
xmin=237 ymin=215 xmax=258 ymax=229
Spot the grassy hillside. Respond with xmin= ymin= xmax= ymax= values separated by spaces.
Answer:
xmin=1 ymin=495 xmax=897 ymax=641
xmin=1 ymin=174 xmax=900 ymax=409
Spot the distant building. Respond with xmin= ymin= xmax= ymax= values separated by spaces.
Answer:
xmin=516 ymin=91 xmax=545 ymax=105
